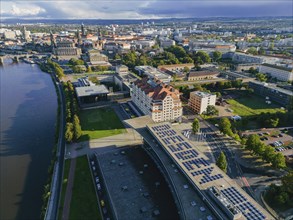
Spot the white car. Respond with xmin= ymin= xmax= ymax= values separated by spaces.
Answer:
xmin=97 ymin=183 xmax=101 ymax=190
xmin=95 ymin=177 xmax=100 ymax=183
xmin=190 ymin=201 xmax=197 ymax=206
xmin=200 ymin=207 xmax=206 ymax=212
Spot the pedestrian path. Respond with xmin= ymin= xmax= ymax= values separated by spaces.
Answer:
xmin=61 ymin=158 xmax=76 ymax=220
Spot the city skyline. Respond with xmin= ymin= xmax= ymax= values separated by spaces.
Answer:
xmin=1 ymin=0 xmax=292 ymax=19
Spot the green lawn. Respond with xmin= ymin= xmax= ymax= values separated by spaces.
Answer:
xmin=79 ymin=108 xmax=126 ymax=141
xmin=227 ymin=96 xmax=285 ymax=116
xmin=57 ymin=159 xmax=71 ymax=220
xmin=69 ymin=156 xmax=101 ymax=220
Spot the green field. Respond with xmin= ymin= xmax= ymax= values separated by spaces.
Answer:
xmin=227 ymin=96 xmax=285 ymax=116
xmin=79 ymin=108 xmax=126 ymax=141
xmin=69 ymin=156 xmax=101 ymax=220
xmin=58 ymin=159 xmax=71 ymax=220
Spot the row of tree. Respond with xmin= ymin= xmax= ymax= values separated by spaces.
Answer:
xmin=244 ymin=134 xmax=286 ymax=169
xmin=47 ymin=58 xmax=65 ymax=79
xmin=63 ymin=81 xmax=82 ymax=142
xmin=219 ymin=117 xmax=286 ymax=169
xmin=219 ymin=117 xmax=241 ymax=141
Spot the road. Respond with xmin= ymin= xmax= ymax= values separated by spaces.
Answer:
xmin=193 ymin=119 xmax=255 ymax=198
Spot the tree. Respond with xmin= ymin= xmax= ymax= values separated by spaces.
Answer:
xmin=73 ymin=115 xmax=82 ymax=140
xmin=256 ymin=73 xmax=267 ymax=82
xmin=271 ymin=153 xmax=286 ymax=169
xmin=231 ymin=80 xmax=243 ymax=89
xmin=205 ymin=105 xmax=219 ymax=116
xmin=216 ymin=151 xmax=227 ymax=173
xmin=192 ymin=118 xmax=200 ymax=133
xmin=183 ymin=66 xmax=190 ymax=73
xmin=245 ymin=134 xmax=261 ymax=152
xmin=266 ymin=117 xmax=279 ymax=128
xmin=86 ymin=66 xmax=92 ymax=73
xmin=281 ymin=171 xmax=293 ymax=195
xmin=219 ymin=117 xmax=233 ymax=136
xmin=248 ymin=67 xmax=258 ymax=75
xmin=262 ymin=146 xmax=275 ymax=162
xmin=193 ymin=51 xmax=211 ymax=65
xmin=212 ymin=51 xmax=222 ymax=62
xmin=65 ymin=123 xmax=74 ymax=143
xmin=247 ymin=47 xmax=258 ymax=55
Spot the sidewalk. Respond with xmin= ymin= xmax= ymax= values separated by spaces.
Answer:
xmin=61 ymin=158 xmax=77 ymax=220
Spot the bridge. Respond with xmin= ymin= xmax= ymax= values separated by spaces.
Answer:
xmin=0 ymin=53 xmax=47 ymax=65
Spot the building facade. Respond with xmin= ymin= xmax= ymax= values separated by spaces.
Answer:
xmin=259 ymin=63 xmax=293 ymax=82
xmin=248 ymin=81 xmax=293 ymax=109
xmin=188 ymin=91 xmax=216 ymax=114
xmin=188 ymin=70 xmax=219 ymax=81
xmin=131 ymin=77 xmax=182 ymax=122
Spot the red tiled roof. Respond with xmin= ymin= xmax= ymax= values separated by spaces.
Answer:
xmin=134 ymin=77 xmax=180 ymax=101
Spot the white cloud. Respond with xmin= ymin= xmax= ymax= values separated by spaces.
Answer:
xmin=10 ymin=4 xmax=46 ymax=16
xmin=0 ymin=0 xmax=291 ymax=19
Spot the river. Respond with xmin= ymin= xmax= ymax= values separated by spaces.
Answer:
xmin=0 ymin=60 xmax=57 ymax=220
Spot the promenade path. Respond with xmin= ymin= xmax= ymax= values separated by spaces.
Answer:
xmin=61 ymin=158 xmax=76 ymax=220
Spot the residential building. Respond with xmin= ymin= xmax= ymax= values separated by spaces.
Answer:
xmin=188 ymin=70 xmax=219 ymax=81
xmin=131 ymin=77 xmax=182 ymax=122
xmin=189 ymin=40 xmax=236 ymax=53
xmin=248 ymin=81 xmax=293 ymax=109
xmin=232 ymin=53 xmax=264 ymax=64
xmin=259 ymin=63 xmax=293 ymax=82
xmin=160 ymin=38 xmax=175 ymax=48
xmin=188 ymin=91 xmax=216 ymax=114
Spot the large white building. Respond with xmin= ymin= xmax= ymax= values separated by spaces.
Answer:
xmin=131 ymin=77 xmax=182 ymax=122
xmin=259 ymin=63 xmax=293 ymax=82
xmin=135 ymin=66 xmax=172 ymax=84
xmin=188 ymin=91 xmax=216 ymax=114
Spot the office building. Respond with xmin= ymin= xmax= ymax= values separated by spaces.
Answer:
xmin=131 ymin=77 xmax=182 ymax=122
xmin=189 ymin=91 xmax=216 ymax=114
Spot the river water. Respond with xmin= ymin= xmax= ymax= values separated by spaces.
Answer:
xmin=0 ymin=60 xmax=57 ymax=220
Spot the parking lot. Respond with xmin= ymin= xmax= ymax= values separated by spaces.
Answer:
xmin=242 ymin=128 xmax=293 ymax=155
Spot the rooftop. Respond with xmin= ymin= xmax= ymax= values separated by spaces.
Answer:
xmin=262 ymin=63 xmax=293 ymax=72
xmin=75 ymin=85 xmax=109 ymax=97
xmin=134 ymin=77 xmax=180 ymax=101
xmin=146 ymin=122 xmax=273 ymax=220
xmin=189 ymin=70 xmax=219 ymax=77
xmin=191 ymin=91 xmax=216 ymax=98
xmin=250 ymin=81 xmax=293 ymax=96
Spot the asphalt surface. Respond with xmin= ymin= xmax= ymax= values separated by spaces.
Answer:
xmin=193 ymin=120 xmax=255 ymax=198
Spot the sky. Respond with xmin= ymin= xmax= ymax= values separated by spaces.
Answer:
xmin=0 ymin=0 xmax=292 ymax=19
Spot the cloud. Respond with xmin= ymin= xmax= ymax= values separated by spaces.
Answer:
xmin=11 ymin=4 xmax=45 ymax=16
xmin=1 ymin=0 xmax=292 ymax=19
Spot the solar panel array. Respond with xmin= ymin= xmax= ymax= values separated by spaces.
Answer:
xmin=151 ymin=124 xmax=223 ymax=185
xmin=149 ymin=124 xmax=268 ymax=220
